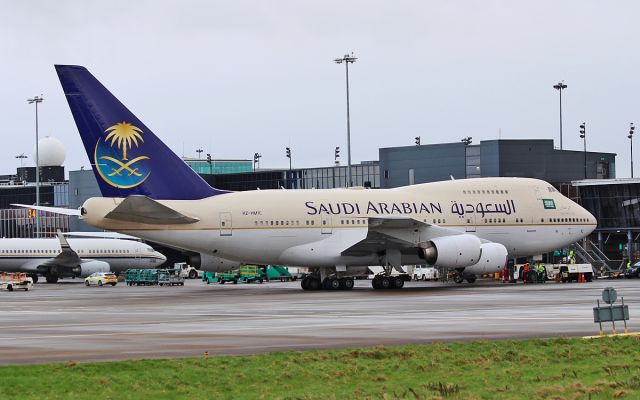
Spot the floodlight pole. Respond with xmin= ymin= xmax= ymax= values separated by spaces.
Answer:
xmin=334 ymin=53 xmax=357 ymax=187
xmin=553 ymin=82 xmax=567 ymax=150
xmin=630 ymin=123 xmax=636 ymax=178
xmin=27 ymin=95 xmax=43 ymax=238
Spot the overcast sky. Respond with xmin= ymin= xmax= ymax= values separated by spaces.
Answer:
xmin=1 ymin=1 xmax=639 ymax=178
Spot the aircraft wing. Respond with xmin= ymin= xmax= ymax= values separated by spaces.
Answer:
xmin=13 ymin=233 xmax=81 ymax=272
xmin=105 ymin=195 xmax=199 ymax=224
xmin=341 ymin=217 xmax=479 ymax=257
xmin=51 ymin=232 xmax=82 ymax=268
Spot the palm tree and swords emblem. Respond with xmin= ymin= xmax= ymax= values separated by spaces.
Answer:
xmin=94 ymin=122 xmax=150 ymax=188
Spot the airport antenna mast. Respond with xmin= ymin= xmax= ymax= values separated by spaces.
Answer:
xmin=27 ymin=95 xmax=43 ymax=238
xmin=334 ymin=52 xmax=357 ymax=187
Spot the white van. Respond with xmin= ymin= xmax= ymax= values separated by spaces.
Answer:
xmin=412 ymin=265 xmax=440 ymax=281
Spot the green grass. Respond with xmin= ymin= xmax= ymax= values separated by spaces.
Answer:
xmin=2 ymin=336 xmax=640 ymax=399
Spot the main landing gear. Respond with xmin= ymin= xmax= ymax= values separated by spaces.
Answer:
xmin=301 ymin=276 xmax=354 ymax=291
xmin=453 ymin=271 xmax=477 ymax=284
xmin=371 ymin=275 xmax=406 ymax=290
xmin=45 ymin=271 xmax=59 ymax=284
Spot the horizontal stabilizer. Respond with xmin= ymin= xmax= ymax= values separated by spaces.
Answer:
xmin=105 ymin=195 xmax=199 ymax=225
xmin=11 ymin=204 xmax=81 ymax=216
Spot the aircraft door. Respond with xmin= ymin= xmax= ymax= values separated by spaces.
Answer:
xmin=321 ymin=215 xmax=332 ymax=234
xmin=219 ymin=212 xmax=232 ymax=236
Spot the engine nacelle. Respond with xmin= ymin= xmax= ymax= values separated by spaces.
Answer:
xmin=75 ymin=260 xmax=110 ymax=277
xmin=463 ymin=243 xmax=508 ymax=275
xmin=420 ymin=234 xmax=482 ymax=268
xmin=186 ymin=253 xmax=241 ymax=272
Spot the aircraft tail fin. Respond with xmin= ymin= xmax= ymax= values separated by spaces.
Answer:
xmin=55 ymin=65 xmax=225 ymax=200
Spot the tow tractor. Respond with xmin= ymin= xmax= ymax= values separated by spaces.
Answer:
xmin=0 ymin=272 xmax=33 ymax=291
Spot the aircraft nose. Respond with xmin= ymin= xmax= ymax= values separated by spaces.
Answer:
xmin=155 ymin=251 xmax=167 ymax=264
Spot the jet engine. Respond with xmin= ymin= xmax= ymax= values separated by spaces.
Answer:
xmin=420 ymin=234 xmax=482 ymax=268
xmin=75 ymin=260 xmax=110 ymax=277
xmin=462 ymin=243 xmax=508 ymax=275
xmin=186 ymin=253 xmax=241 ymax=272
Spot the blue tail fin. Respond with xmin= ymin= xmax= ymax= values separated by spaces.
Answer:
xmin=55 ymin=65 xmax=225 ymax=200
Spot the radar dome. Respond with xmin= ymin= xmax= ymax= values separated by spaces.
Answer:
xmin=33 ymin=136 xmax=66 ymax=167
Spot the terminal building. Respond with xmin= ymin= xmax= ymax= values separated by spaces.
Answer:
xmin=2 ymin=137 xmax=637 ymax=268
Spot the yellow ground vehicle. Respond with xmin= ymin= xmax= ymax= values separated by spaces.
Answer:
xmin=85 ymin=272 xmax=118 ymax=286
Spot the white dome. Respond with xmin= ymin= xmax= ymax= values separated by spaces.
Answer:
xmin=33 ymin=136 xmax=66 ymax=167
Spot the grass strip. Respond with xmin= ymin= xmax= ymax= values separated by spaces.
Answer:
xmin=1 ymin=336 xmax=640 ymax=399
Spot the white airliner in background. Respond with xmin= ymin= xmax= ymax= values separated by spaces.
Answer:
xmin=0 ymin=233 xmax=166 ymax=283
xmin=31 ymin=65 xmax=597 ymax=291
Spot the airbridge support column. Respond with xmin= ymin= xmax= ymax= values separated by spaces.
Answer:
xmin=629 ymin=230 xmax=633 ymax=263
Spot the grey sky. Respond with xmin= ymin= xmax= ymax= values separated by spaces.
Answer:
xmin=1 ymin=1 xmax=638 ymax=177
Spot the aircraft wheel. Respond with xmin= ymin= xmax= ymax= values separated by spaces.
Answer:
xmin=323 ymin=278 xmax=340 ymax=290
xmin=371 ymin=277 xmax=381 ymax=289
xmin=341 ymin=278 xmax=354 ymax=290
xmin=393 ymin=277 xmax=405 ymax=289
xmin=45 ymin=273 xmax=58 ymax=284
xmin=307 ymin=277 xmax=321 ymax=290
xmin=30 ymin=274 xmax=39 ymax=284
xmin=301 ymin=277 xmax=310 ymax=290
xmin=465 ymin=275 xmax=477 ymax=284
xmin=379 ymin=276 xmax=391 ymax=289
xmin=454 ymin=274 xmax=464 ymax=284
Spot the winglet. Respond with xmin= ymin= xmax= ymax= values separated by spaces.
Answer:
xmin=56 ymin=229 xmax=72 ymax=251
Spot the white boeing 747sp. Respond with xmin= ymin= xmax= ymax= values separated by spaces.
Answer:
xmin=0 ymin=233 xmax=166 ymax=283
xmin=41 ymin=65 xmax=596 ymax=291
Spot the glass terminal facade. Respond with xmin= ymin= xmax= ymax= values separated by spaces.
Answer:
xmin=183 ymin=158 xmax=253 ymax=175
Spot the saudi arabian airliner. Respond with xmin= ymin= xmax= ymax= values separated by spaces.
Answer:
xmin=0 ymin=232 xmax=166 ymax=283
xmin=26 ymin=65 xmax=597 ymax=291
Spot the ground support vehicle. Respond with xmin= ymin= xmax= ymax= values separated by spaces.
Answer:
xmin=262 ymin=265 xmax=293 ymax=282
xmin=85 ymin=272 xmax=118 ymax=286
xmin=201 ymin=271 xmax=241 ymax=284
xmin=558 ymin=264 xmax=593 ymax=282
xmin=157 ymin=269 xmax=185 ymax=286
xmin=0 ymin=272 xmax=33 ymax=291
xmin=623 ymin=262 xmax=640 ymax=278
xmin=175 ymin=263 xmax=203 ymax=279
xmin=238 ymin=266 xmax=264 ymax=283
xmin=412 ymin=265 xmax=440 ymax=281
xmin=125 ymin=269 xmax=160 ymax=286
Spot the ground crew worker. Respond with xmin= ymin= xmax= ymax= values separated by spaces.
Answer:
xmin=627 ymin=260 xmax=632 ymax=269
xmin=568 ymin=249 xmax=575 ymax=264
xmin=523 ymin=263 xmax=529 ymax=283
xmin=537 ymin=263 xmax=545 ymax=283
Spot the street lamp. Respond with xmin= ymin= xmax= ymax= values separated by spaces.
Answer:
xmin=27 ymin=95 xmax=43 ymax=238
xmin=553 ymin=81 xmax=567 ymax=150
xmin=415 ymin=136 xmax=421 ymax=145
xmin=196 ymin=148 xmax=203 ymax=159
xmin=334 ymin=52 xmax=357 ymax=187
xmin=206 ymin=153 xmax=212 ymax=174
xmin=334 ymin=146 xmax=340 ymax=165
xmin=579 ymin=122 xmax=586 ymax=179
xmin=253 ymin=152 xmax=262 ymax=171
xmin=629 ymin=123 xmax=636 ymax=178
xmin=461 ymin=136 xmax=473 ymax=145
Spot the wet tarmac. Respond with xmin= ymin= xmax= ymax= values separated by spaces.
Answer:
xmin=1 ymin=278 xmax=639 ymax=364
